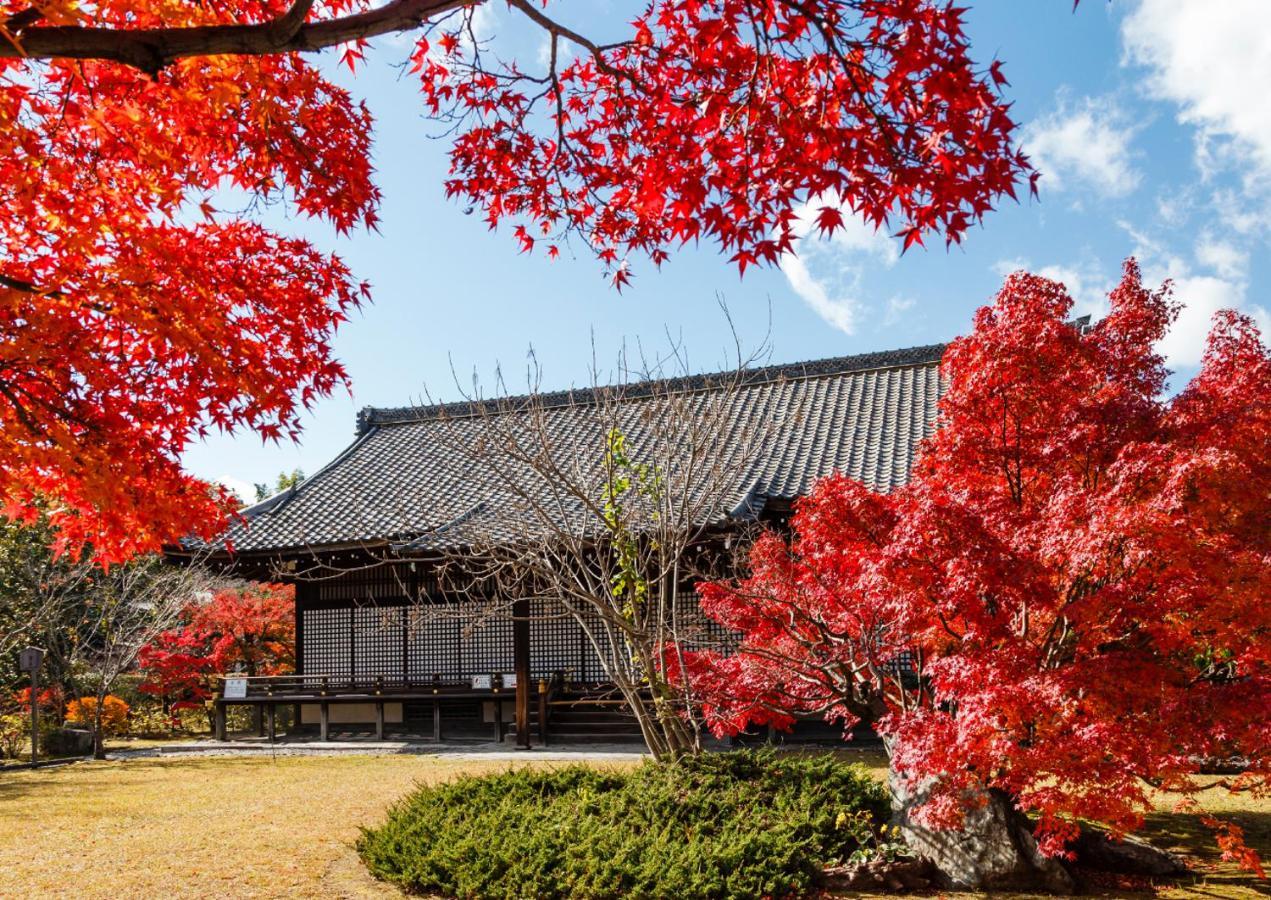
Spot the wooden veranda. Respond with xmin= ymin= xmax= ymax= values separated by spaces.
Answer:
xmin=212 ymin=672 xmax=565 ymax=746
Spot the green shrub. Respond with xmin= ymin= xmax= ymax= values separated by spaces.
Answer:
xmin=0 ymin=713 xmax=24 ymax=759
xmin=126 ymin=703 xmax=177 ymax=737
xmin=358 ymin=750 xmax=888 ymax=899
xmin=108 ymin=673 xmax=148 ymax=709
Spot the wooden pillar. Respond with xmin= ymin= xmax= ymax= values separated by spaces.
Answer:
xmin=214 ymin=701 xmax=227 ymax=742
xmin=537 ymin=679 xmax=549 ymax=747
xmin=375 ymin=701 xmax=385 ymax=741
xmin=291 ymin=703 xmax=300 ymax=734
xmin=266 ymin=703 xmax=276 ymax=741
xmin=493 ymin=696 xmax=503 ymax=743
xmin=253 ymin=704 xmax=265 ymax=737
xmin=319 ymin=701 xmax=330 ymax=742
xmin=513 ymin=597 xmax=531 ymax=750
xmin=432 ymin=698 xmax=441 ymax=742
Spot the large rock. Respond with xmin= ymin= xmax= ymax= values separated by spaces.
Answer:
xmin=41 ymin=727 xmax=93 ymax=757
xmin=890 ymin=769 xmax=1075 ymax=893
xmin=1070 ymin=825 xmax=1189 ymax=877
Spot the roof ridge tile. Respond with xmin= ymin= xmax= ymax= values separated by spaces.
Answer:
xmin=355 ymin=343 xmax=945 ymax=435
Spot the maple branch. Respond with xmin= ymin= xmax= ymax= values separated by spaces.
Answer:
xmin=0 ymin=271 xmax=63 ymax=297
xmin=0 ymin=0 xmax=468 ymax=71
xmin=3 ymin=7 xmax=44 ymax=30
xmin=504 ymin=0 xmax=639 ymax=90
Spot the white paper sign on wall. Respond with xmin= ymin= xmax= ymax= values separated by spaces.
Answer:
xmin=223 ymin=677 xmax=248 ymax=700
xmin=471 ymin=674 xmax=492 ymax=690
xmin=503 ymin=673 xmax=517 ymax=688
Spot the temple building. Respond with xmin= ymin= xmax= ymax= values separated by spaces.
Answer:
xmin=185 ymin=343 xmax=945 ymax=745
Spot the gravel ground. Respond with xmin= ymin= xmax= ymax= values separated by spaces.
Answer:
xmin=104 ymin=736 xmax=651 ymax=762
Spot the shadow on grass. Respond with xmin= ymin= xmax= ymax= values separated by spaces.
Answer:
xmin=1135 ymin=807 xmax=1270 ymax=897
xmin=0 ymin=753 xmax=301 ymax=804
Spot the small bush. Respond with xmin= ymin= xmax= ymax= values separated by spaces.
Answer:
xmin=0 ymin=713 xmax=25 ymax=759
xmin=65 ymin=695 xmax=130 ymax=735
xmin=107 ymin=673 xmax=148 ymax=709
xmin=358 ymin=750 xmax=888 ymax=899
xmin=126 ymin=703 xmax=179 ymax=737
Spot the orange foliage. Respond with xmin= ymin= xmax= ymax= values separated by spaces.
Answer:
xmin=65 ymin=695 xmax=130 ymax=735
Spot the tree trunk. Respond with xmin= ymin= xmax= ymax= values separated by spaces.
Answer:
xmin=92 ymin=687 xmax=107 ymax=761
xmin=886 ymin=752 xmax=1074 ymax=893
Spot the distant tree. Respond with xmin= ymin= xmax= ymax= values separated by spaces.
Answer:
xmin=0 ymin=517 xmax=232 ymax=754
xmin=680 ymin=262 xmax=1270 ymax=887
xmin=1 ymin=0 xmax=1035 ymax=564
xmin=62 ymin=558 xmax=219 ymax=758
xmin=138 ymin=583 xmax=295 ymax=725
xmin=0 ymin=517 xmax=95 ymax=691
xmin=136 ymin=628 xmax=217 ymax=721
xmin=254 ymin=469 xmax=306 ymax=503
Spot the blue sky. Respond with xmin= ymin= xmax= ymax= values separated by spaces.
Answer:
xmin=183 ymin=0 xmax=1271 ymax=501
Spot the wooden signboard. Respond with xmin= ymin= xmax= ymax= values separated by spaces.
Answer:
xmin=222 ymin=677 xmax=248 ymax=700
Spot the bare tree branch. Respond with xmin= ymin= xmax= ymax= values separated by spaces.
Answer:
xmin=419 ymin=317 xmax=775 ymax=759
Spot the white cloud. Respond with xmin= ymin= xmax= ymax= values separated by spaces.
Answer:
xmin=883 ymin=295 xmax=917 ymax=327
xmin=216 ymin=476 xmax=257 ymax=508
xmin=791 ymin=200 xmax=900 ymax=265
xmin=1122 ymin=0 xmax=1271 ymax=179
xmin=1194 ymin=234 xmax=1248 ymax=280
xmin=778 ymin=195 xmax=900 ymax=334
xmin=781 ymin=252 xmax=860 ymax=334
xmin=1022 ymin=95 xmax=1141 ymax=197
xmin=1209 ymin=188 xmax=1271 ymax=237
xmin=536 ymin=33 xmax=575 ymax=69
xmin=1156 ymin=275 xmax=1252 ymax=368
xmin=1112 ymin=223 xmax=1270 ymax=369
xmin=992 ymin=257 xmax=1113 ymax=321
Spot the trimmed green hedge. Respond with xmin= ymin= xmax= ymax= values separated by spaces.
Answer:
xmin=357 ymin=750 xmax=888 ymax=899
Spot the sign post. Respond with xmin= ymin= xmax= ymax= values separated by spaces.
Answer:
xmin=18 ymin=646 xmax=45 ymax=765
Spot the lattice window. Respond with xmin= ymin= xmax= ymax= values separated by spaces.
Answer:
xmin=525 ymin=595 xmax=735 ymax=682
xmin=352 ymin=605 xmax=404 ymax=682
xmin=405 ymin=602 xmax=463 ymax=678
xmin=672 ymin=591 xmax=738 ymax=653
xmin=576 ymin=606 xmax=611 ymax=682
xmin=529 ymin=598 xmax=582 ymax=679
xmin=459 ymin=601 xmax=515 ymax=676
xmin=886 ymin=649 xmax=918 ymax=680
xmin=302 ymin=607 xmax=350 ymax=678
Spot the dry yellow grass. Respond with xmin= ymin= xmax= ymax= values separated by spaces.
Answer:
xmin=0 ymin=753 xmax=593 ymax=899
xmin=0 ymin=749 xmax=1265 ymax=899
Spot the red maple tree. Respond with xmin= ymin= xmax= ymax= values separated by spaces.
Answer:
xmin=680 ymin=261 xmax=1270 ymax=866
xmin=1 ymin=0 xmax=1033 ymax=561
xmin=138 ymin=582 xmax=294 ymax=715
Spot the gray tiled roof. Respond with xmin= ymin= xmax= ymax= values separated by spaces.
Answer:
xmin=215 ymin=344 xmax=945 ymax=555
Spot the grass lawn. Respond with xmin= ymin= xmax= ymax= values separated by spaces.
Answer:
xmin=0 ymin=748 xmax=1266 ymax=899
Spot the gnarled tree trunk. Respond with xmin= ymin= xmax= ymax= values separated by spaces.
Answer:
xmin=886 ymin=754 xmax=1187 ymax=892
xmin=889 ymin=768 xmax=1075 ymax=893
